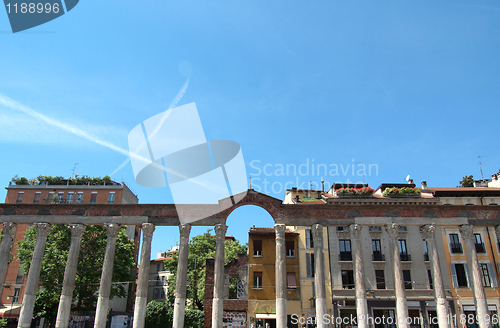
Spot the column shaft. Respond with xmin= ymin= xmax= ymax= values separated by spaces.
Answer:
xmin=313 ymin=224 xmax=328 ymax=328
xmin=275 ymin=224 xmax=287 ymax=328
xmin=212 ymin=223 xmax=227 ymax=328
xmin=0 ymin=222 xmax=18 ymax=299
xmin=94 ymin=223 xmax=120 ymax=328
xmin=18 ymin=223 xmax=51 ymax=328
xmin=55 ymin=224 xmax=86 ymax=328
xmin=386 ymin=223 xmax=409 ymax=328
xmin=133 ymin=224 xmax=155 ymax=328
xmin=173 ymin=224 xmax=191 ymax=328
xmin=421 ymin=225 xmax=449 ymax=328
xmin=460 ymin=225 xmax=489 ymax=328
xmin=350 ymin=224 xmax=368 ymax=328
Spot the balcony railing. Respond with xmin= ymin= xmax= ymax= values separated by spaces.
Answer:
xmin=450 ymin=243 xmax=463 ymax=254
xmin=342 ymin=283 xmax=355 ymax=290
xmin=400 ymin=253 xmax=411 ymax=261
xmin=372 ymin=253 xmax=385 ymax=261
xmin=339 ymin=253 xmax=352 ymax=261
xmin=475 ymin=242 xmax=486 ymax=253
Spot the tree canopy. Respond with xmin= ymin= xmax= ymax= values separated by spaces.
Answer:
xmin=459 ymin=175 xmax=474 ymax=187
xmin=17 ymin=225 xmax=135 ymax=326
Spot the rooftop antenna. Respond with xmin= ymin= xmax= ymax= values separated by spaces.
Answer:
xmin=71 ymin=163 xmax=79 ymax=178
xmin=478 ymin=155 xmax=486 ymax=180
xmin=249 ymin=176 xmax=252 ymax=189
xmin=355 ymin=160 xmax=367 ymax=184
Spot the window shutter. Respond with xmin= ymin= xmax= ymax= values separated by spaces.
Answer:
xmin=450 ymin=263 xmax=458 ymax=288
xmin=305 ymin=229 xmax=311 ymax=249
xmin=306 ymin=253 xmax=312 ymax=277
xmin=464 ymin=264 xmax=471 ymax=288
xmin=488 ymin=263 xmax=498 ymax=288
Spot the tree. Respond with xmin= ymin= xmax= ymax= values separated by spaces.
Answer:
xmin=17 ymin=225 xmax=135 ymax=326
xmin=164 ymin=230 xmax=247 ymax=311
xmin=460 ymin=175 xmax=474 ymax=187
xmin=144 ymin=301 xmax=172 ymax=328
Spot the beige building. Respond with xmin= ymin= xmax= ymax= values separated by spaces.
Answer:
xmin=147 ymin=253 xmax=172 ymax=303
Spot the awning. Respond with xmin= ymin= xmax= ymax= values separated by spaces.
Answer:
xmin=256 ymin=314 xmax=276 ymax=319
xmin=0 ymin=305 xmax=22 ymax=317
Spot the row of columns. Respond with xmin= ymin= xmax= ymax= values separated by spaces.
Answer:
xmin=0 ymin=221 xmax=493 ymax=328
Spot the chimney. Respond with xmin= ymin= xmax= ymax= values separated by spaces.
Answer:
xmin=295 ymin=195 xmax=300 ymax=203
xmin=321 ymin=180 xmax=325 ymax=192
xmin=408 ymin=179 xmax=414 ymax=184
xmin=421 ymin=181 xmax=428 ymax=189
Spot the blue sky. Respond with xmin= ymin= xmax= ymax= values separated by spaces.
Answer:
xmin=1 ymin=0 xmax=499 ymax=257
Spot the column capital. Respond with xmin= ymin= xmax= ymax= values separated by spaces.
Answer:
xmin=179 ymin=224 xmax=191 ymax=239
xmin=34 ymin=223 xmax=51 ymax=237
xmin=214 ymin=223 xmax=227 ymax=239
xmin=312 ymin=224 xmax=323 ymax=240
xmin=104 ymin=223 xmax=120 ymax=238
xmin=1 ymin=222 xmax=17 ymax=236
xmin=69 ymin=224 xmax=85 ymax=238
xmin=385 ymin=223 xmax=399 ymax=239
xmin=275 ymin=224 xmax=286 ymax=239
xmin=349 ymin=224 xmax=362 ymax=239
xmin=420 ymin=225 xmax=436 ymax=239
xmin=141 ymin=223 xmax=155 ymax=238
xmin=459 ymin=224 xmax=474 ymax=240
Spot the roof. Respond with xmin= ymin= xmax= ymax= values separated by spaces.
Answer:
xmin=419 ymin=187 xmax=500 ymax=197
xmin=248 ymin=227 xmax=299 ymax=235
xmin=151 ymin=257 xmax=172 ymax=262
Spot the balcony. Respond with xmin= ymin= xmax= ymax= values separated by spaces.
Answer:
xmin=475 ymin=242 xmax=486 ymax=253
xmin=372 ymin=253 xmax=385 ymax=261
xmin=450 ymin=243 xmax=463 ymax=254
xmin=339 ymin=253 xmax=352 ymax=261
xmin=400 ymin=253 xmax=411 ymax=262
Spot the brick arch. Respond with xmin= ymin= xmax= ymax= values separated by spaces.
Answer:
xmin=220 ymin=189 xmax=283 ymax=222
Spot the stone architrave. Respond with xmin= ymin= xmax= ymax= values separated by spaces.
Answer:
xmin=275 ymin=224 xmax=287 ymax=328
xmin=350 ymin=224 xmax=369 ymax=328
xmin=385 ymin=223 xmax=409 ymax=328
xmin=133 ymin=223 xmax=156 ymax=328
xmin=421 ymin=225 xmax=449 ymax=328
xmin=173 ymin=224 xmax=191 ymax=328
xmin=18 ymin=223 xmax=51 ymax=328
xmin=94 ymin=223 xmax=120 ymax=328
xmin=212 ymin=223 xmax=227 ymax=328
xmin=0 ymin=222 xmax=18 ymax=299
xmin=55 ymin=224 xmax=86 ymax=328
xmin=460 ymin=225 xmax=489 ymax=328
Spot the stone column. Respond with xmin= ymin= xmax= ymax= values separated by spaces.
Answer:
xmin=0 ymin=222 xmax=18 ymax=299
xmin=55 ymin=224 xmax=86 ymax=328
xmin=212 ymin=223 xmax=227 ymax=328
xmin=421 ymin=225 xmax=449 ymax=328
xmin=18 ymin=223 xmax=51 ymax=328
xmin=350 ymin=224 xmax=369 ymax=328
xmin=460 ymin=225 xmax=489 ymax=328
xmin=133 ymin=223 xmax=155 ymax=328
xmin=312 ymin=224 xmax=328 ymax=328
xmin=94 ymin=223 xmax=121 ymax=328
xmin=173 ymin=224 xmax=191 ymax=328
xmin=275 ymin=224 xmax=287 ymax=328
xmin=385 ymin=223 xmax=409 ymax=328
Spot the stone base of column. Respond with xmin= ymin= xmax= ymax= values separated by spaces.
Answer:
xmin=18 ymin=294 xmax=36 ymax=328
xmin=94 ymin=296 xmax=109 ymax=328
xmin=316 ymin=298 xmax=328 ymax=328
xmin=356 ymin=298 xmax=369 ymax=328
xmin=395 ymin=298 xmax=409 ymax=328
xmin=133 ymin=296 xmax=148 ymax=328
xmin=212 ymin=297 xmax=223 ymax=328
xmin=55 ymin=294 xmax=73 ymax=328
xmin=173 ymin=297 xmax=186 ymax=328
xmin=436 ymin=298 xmax=449 ymax=328
xmin=276 ymin=297 xmax=287 ymax=328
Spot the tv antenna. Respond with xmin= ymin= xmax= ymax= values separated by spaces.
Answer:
xmin=71 ymin=163 xmax=79 ymax=178
xmin=478 ymin=155 xmax=486 ymax=180
xmin=355 ymin=160 xmax=367 ymax=183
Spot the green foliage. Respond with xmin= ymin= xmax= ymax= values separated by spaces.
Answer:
xmin=336 ymin=187 xmax=374 ymax=196
xmin=32 ymin=290 xmax=60 ymax=327
xmin=11 ymin=175 xmax=114 ymax=186
xmin=184 ymin=309 xmax=204 ymax=327
xmin=382 ymin=187 xmax=421 ymax=197
xmin=300 ymin=197 xmax=320 ymax=202
xmin=164 ymin=230 xmax=247 ymax=311
xmin=0 ymin=318 xmax=7 ymax=328
xmin=17 ymin=225 xmax=135 ymax=319
xmin=145 ymin=301 xmax=172 ymax=328
xmin=460 ymin=175 xmax=474 ymax=187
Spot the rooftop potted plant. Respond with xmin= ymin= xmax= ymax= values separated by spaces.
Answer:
xmin=382 ymin=186 xmax=421 ymax=198
xmin=336 ymin=186 xmax=374 ymax=197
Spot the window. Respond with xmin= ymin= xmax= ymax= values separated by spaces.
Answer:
xmin=449 ymin=234 xmax=463 ymax=253
xmin=474 ymin=234 xmax=486 ymax=253
xmin=33 ymin=192 xmax=41 ymax=204
xmin=339 ymin=239 xmax=352 ymax=261
xmin=337 ymin=226 xmax=348 ymax=232
xmin=253 ymin=240 xmax=262 ymax=257
xmin=399 ymin=226 xmax=407 ymax=232
xmin=341 ymin=270 xmax=355 ymax=289
xmin=369 ymin=226 xmax=382 ymax=232
xmin=286 ymin=240 xmax=295 ymax=257
xmin=287 ymin=272 xmax=297 ymax=289
xmin=423 ymin=240 xmax=429 ymax=261
xmin=428 ymin=270 xmax=433 ymax=289
xmin=108 ymin=192 xmax=115 ymax=204
xmin=305 ymin=229 xmax=314 ymax=248
xmin=403 ymin=270 xmax=412 ymax=289
xmin=152 ymin=287 xmax=165 ymax=299
xmin=480 ymin=263 xmax=498 ymax=288
xmin=306 ymin=253 xmax=315 ymax=278
xmin=57 ymin=192 xmax=64 ymax=203
xmin=13 ymin=287 xmax=21 ymax=303
xmin=90 ymin=192 xmax=97 ymax=204
xmin=399 ymin=240 xmax=410 ymax=261
xmin=375 ymin=270 xmax=385 ymax=289
xmin=16 ymin=192 xmax=24 ymax=203
xmin=450 ymin=263 xmax=469 ymax=288
xmin=372 ymin=239 xmax=384 ymax=261
xmin=253 ymin=271 xmax=262 ymax=289
xmin=47 ymin=192 xmax=54 ymax=203
xmin=76 ymin=192 xmax=83 ymax=203
xmin=67 ymin=193 xmax=74 ymax=204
